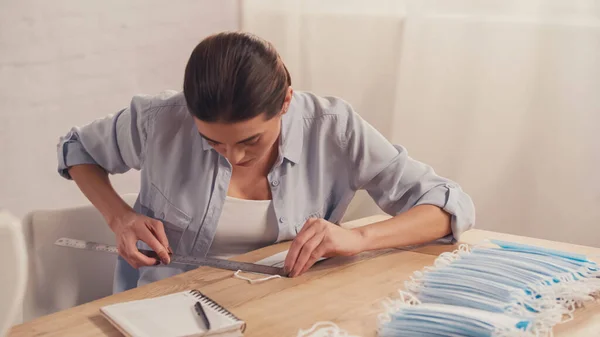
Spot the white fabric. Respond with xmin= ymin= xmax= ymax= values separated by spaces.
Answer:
xmin=241 ymin=0 xmax=600 ymax=247
xmin=297 ymin=321 xmax=360 ymax=337
xmin=20 ymin=193 xmax=138 ymax=323
xmin=232 ymin=270 xmax=281 ymax=284
xmin=208 ymin=196 xmax=278 ymax=259
xmin=0 ymin=210 xmax=27 ymax=337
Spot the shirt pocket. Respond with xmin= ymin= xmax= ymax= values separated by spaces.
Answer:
xmin=141 ymin=183 xmax=192 ymax=253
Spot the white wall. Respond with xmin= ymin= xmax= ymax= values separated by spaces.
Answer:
xmin=242 ymin=0 xmax=600 ymax=248
xmin=241 ymin=1 xmax=407 ymax=224
xmin=0 ymin=0 xmax=240 ymax=217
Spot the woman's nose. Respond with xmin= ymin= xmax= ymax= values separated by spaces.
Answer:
xmin=225 ymin=146 xmax=245 ymax=165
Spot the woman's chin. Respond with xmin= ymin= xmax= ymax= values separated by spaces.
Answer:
xmin=235 ymin=159 xmax=256 ymax=167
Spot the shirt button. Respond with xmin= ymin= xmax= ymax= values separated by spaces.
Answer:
xmin=271 ymin=180 xmax=280 ymax=187
xmin=159 ymin=212 xmax=165 ymax=219
xmin=279 ymin=216 xmax=286 ymax=223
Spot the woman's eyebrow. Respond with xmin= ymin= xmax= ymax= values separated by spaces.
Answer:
xmin=238 ymin=134 xmax=261 ymax=143
xmin=198 ymin=132 xmax=261 ymax=144
xmin=198 ymin=132 xmax=221 ymax=144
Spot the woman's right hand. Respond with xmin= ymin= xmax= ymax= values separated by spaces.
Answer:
xmin=109 ymin=211 xmax=172 ymax=268
xmin=66 ymin=165 xmax=172 ymax=268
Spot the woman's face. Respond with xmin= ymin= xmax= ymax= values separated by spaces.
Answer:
xmin=194 ymin=88 xmax=293 ymax=168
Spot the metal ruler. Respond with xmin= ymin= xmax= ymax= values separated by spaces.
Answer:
xmin=54 ymin=237 xmax=287 ymax=277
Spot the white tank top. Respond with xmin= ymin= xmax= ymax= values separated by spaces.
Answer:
xmin=207 ymin=196 xmax=279 ymax=259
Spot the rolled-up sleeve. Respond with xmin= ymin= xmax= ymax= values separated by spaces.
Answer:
xmin=57 ymin=95 xmax=153 ymax=179
xmin=341 ymin=105 xmax=475 ymax=242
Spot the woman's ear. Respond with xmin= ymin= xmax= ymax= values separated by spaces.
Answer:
xmin=281 ymin=86 xmax=294 ymax=115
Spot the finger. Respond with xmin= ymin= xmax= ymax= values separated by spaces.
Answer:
xmin=297 ymin=217 xmax=318 ymax=235
xmin=138 ymin=227 xmax=171 ymax=264
xmin=285 ymin=222 xmax=318 ymax=274
xmin=121 ymin=238 xmax=158 ymax=268
xmin=291 ymin=232 xmax=324 ymax=277
xmin=148 ymin=220 xmax=172 ymax=254
xmin=130 ymin=250 xmax=161 ymax=268
xmin=299 ymin=243 xmax=326 ymax=275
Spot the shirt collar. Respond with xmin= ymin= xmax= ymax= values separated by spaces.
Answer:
xmin=199 ymin=133 xmax=211 ymax=151
xmin=278 ymin=95 xmax=303 ymax=164
xmin=198 ymin=95 xmax=304 ymax=164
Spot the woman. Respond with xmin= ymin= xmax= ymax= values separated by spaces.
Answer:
xmin=57 ymin=32 xmax=475 ymax=293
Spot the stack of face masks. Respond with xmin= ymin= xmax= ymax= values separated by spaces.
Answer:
xmin=379 ymin=294 xmax=537 ymax=337
xmin=378 ymin=240 xmax=600 ymax=337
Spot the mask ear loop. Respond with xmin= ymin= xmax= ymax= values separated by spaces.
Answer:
xmin=404 ymin=270 xmax=427 ymax=294
xmin=434 ymin=251 xmax=461 ymax=267
xmin=565 ymin=279 xmax=600 ymax=308
xmin=233 ymin=270 xmax=281 ymax=284
xmin=458 ymin=243 xmax=472 ymax=252
xmin=398 ymin=290 xmax=421 ymax=306
xmin=531 ymin=276 xmax=580 ymax=316
xmin=549 ymin=270 xmax=600 ymax=310
xmin=534 ymin=308 xmax=564 ymax=334
xmin=518 ymin=285 xmax=567 ymax=335
xmin=404 ymin=279 xmax=422 ymax=293
xmin=528 ymin=322 xmax=555 ymax=337
xmin=378 ymin=298 xmax=396 ymax=324
xmin=377 ymin=290 xmax=422 ymax=328
xmin=510 ymin=285 xmax=565 ymax=328
xmin=469 ymin=239 xmax=494 ymax=250
xmin=296 ymin=321 xmax=359 ymax=337
xmin=494 ymin=326 xmax=547 ymax=337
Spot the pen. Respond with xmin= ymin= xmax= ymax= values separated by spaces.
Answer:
xmin=195 ymin=301 xmax=211 ymax=330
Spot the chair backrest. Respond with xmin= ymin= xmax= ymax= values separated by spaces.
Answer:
xmin=0 ymin=210 xmax=28 ymax=337
xmin=20 ymin=193 xmax=138 ymax=322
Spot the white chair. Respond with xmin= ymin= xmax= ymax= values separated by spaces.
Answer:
xmin=0 ymin=210 xmax=27 ymax=337
xmin=20 ymin=193 xmax=138 ymax=322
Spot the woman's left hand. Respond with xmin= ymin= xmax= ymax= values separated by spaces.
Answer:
xmin=284 ymin=218 xmax=366 ymax=277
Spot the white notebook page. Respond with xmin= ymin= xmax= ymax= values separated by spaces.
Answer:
xmin=100 ymin=291 xmax=243 ymax=337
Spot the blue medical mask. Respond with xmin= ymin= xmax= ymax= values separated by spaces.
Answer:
xmin=407 ymin=249 xmax=592 ymax=324
xmin=419 ymin=271 xmax=514 ymax=300
xmin=470 ymin=247 xmax=597 ymax=284
xmin=474 ymin=248 xmax=591 ymax=273
xmin=465 ymin=249 xmax=594 ymax=294
xmin=459 ymin=250 xmax=556 ymax=277
xmin=412 ymin=268 xmax=561 ymax=318
xmin=445 ymin=264 xmax=533 ymax=289
xmin=445 ymin=264 xmax=532 ymax=289
xmin=379 ymin=301 xmax=535 ymax=337
xmin=385 ymin=242 xmax=600 ymax=337
xmin=452 ymin=258 xmax=547 ymax=286
xmin=490 ymin=239 xmax=592 ymax=263
xmin=416 ymin=287 xmax=508 ymax=313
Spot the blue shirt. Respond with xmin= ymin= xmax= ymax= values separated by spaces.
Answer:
xmin=56 ymin=90 xmax=475 ymax=292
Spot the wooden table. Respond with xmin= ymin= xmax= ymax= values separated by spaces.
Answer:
xmin=9 ymin=215 xmax=600 ymax=337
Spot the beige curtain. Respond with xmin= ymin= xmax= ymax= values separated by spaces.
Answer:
xmin=242 ymin=0 xmax=600 ymax=247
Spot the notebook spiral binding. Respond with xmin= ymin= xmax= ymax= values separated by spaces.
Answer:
xmin=189 ymin=289 xmax=246 ymax=332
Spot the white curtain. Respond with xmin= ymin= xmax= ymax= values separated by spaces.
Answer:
xmin=241 ymin=0 xmax=600 ymax=247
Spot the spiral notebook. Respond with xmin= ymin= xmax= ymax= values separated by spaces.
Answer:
xmin=100 ymin=289 xmax=245 ymax=337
